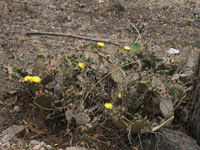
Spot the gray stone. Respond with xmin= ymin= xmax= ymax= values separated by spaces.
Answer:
xmin=13 ymin=106 xmax=21 ymax=113
xmin=65 ymin=147 xmax=88 ymax=150
xmin=29 ymin=140 xmax=41 ymax=146
xmin=2 ymin=125 xmax=25 ymax=136
xmin=2 ymin=142 xmax=11 ymax=148
xmin=1 ymin=134 xmax=18 ymax=143
xmin=46 ymin=144 xmax=53 ymax=150
xmin=32 ymin=144 xmax=42 ymax=150
xmin=142 ymin=129 xmax=200 ymax=150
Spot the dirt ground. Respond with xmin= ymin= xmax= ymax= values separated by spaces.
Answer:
xmin=0 ymin=0 xmax=200 ymax=149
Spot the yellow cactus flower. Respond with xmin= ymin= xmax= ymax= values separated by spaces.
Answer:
xmin=32 ymin=76 xmax=41 ymax=83
xmin=97 ymin=42 xmax=104 ymax=47
xmin=117 ymin=92 xmax=122 ymax=99
xmin=65 ymin=54 xmax=68 ymax=59
xmin=80 ymin=141 xmax=85 ymax=145
xmin=124 ymin=46 xmax=131 ymax=51
xmin=24 ymin=76 xmax=32 ymax=82
xmin=104 ymin=103 xmax=113 ymax=109
xmin=78 ymin=63 xmax=85 ymax=68
xmin=168 ymin=58 xmax=174 ymax=63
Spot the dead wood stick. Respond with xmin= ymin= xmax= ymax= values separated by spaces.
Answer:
xmin=26 ymin=31 xmax=121 ymax=46
xmin=127 ymin=19 xmax=141 ymax=46
xmin=151 ymin=115 xmax=174 ymax=132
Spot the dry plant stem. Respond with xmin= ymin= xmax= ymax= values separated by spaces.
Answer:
xmin=128 ymin=130 xmax=132 ymax=145
xmin=33 ymin=101 xmax=54 ymax=111
xmin=127 ymin=19 xmax=141 ymax=46
xmin=83 ymin=61 xmax=135 ymax=103
xmin=151 ymin=115 xmax=174 ymax=132
xmin=136 ymin=15 xmax=143 ymax=26
xmin=96 ymin=51 xmax=113 ymax=64
xmin=0 ymin=83 xmax=10 ymax=87
xmin=85 ymin=134 xmax=108 ymax=145
xmin=174 ymin=94 xmax=187 ymax=110
xmin=100 ymin=124 xmax=129 ymax=149
xmin=26 ymin=31 xmax=121 ymax=46
xmin=0 ymin=133 xmax=7 ymax=137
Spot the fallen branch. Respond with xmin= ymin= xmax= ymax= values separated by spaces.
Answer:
xmin=136 ymin=15 xmax=143 ymax=26
xmin=25 ymin=31 xmax=121 ymax=46
xmin=151 ymin=115 xmax=174 ymax=132
xmin=127 ymin=19 xmax=142 ymax=46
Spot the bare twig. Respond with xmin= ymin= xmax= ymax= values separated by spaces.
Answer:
xmin=33 ymin=101 xmax=54 ymax=111
xmin=138 ymin=133 xmax=143 ymax=150
xmin=83 ymin=61 xmax=135 ymax=103
xmin=0 ymin=133 xmax=7 ymax=137
xmin=0 ymin=83 xmax=10 ymax=87
xmin=127 ymin=19 xmax=142 ymax=46
xmin=151 ymin=115 xmax=174 ymax=132
xmin=85 ymin=134 xmax=108 ymax=145
xmin=142 ymin=24 xmax=173 ymax=31
xmin=136 ymin=15 xmax=143 ymax=27
xmin=26 ymin=31 xmax=121 ymax=46
xmin=128 ymin=130 xmax=132 ymax=145
xmin=96 ymin=51 xmax=113 ymax=64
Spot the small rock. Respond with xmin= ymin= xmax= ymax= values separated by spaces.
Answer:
xmin=1 ymin=134 xmax=18 ymax=143
xmin=142 ymin=129 xmax=200 ymax=150
xmin=39 ymin=142 xmax=46 ymax=147
xmin=4 ymin=95 xmax=18 ymax=105
xmin=65 ymin=147 xmax=88 ymax=150
xmin=45 ymin=144 xmax=53 ymax=150
xmin=29 ymin=140 xmax=41 ymax=146
xmin=13 ymin=106 xmax=21 ymax=113
xmin=2 ymin=125 xmax=25 ymax=136
xmin=65 ymin=146 xmax=78 ymax=150
xmin=166 ymin=48 xmax=180 ymax=55
xmin=7 ymin=90 xmax=17 ymax=95
xmin=33 ymin=143 xmax=44 ymax=150
xmin=74 ymin=113 xmax=90 ymax=125
xmin=2 ymin=142 xmax=11 ymax=148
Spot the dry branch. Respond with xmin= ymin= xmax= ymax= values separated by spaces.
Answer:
xmin=26 ymin=31 xmax=121 ymax=46
xmin=127 ymin=19 xmax=142 ymax=46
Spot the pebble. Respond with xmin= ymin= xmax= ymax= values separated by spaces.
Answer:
xmin=29 ymin=140 xmax=53 ymax=150
xmin=1 ymin=134 xmax=18 ymax=143
xmin=2 ymin=142 xmax=11 ymax=148
xmin=65 ymin=147 xmax=88 ymax=150
xmin=13 ymin=106 xmax=21 ymax=112
xmin=29 ymin=140 xmax=41 ymax=146
xmin=46 ymin=145 xmax=53 ymax=150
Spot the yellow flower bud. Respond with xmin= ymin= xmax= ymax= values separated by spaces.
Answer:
xmin=97 ymin=42 xmax=104 ymax=47
xmin=117 ymin=92 xmax=122 ymax=99
xmin=124 ymin=46 xmax=131 ymax=51
xmin=104 ymin=103 xmax=113 ymax=109
xmin=24 ymin=76 xmax=32 ymax=82
xmin=32 ymin=76 xmax=41 ymax=83
xmin=78 ymin=63 xmax=85 ymax=68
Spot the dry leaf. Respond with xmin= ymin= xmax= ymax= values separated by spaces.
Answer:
xmin=159 ymin=97 xmax=174 ymax=119
xmin=109 ymin=64 xmax=126 ymax=85
xmin=130 ymin=120 xmax=148 ymax=134
xmin=4 ymin=64 xmax=14 ymax=75
xmin=2 ymin=125 xmax=25 ymax=135
xmin=131 ymin=146 xmax=139 ymax=150
xmin=33 ymin=57 xmax=47 ymax=74
xmin=152 ymin=76 xmax=165 ymax=92
xmin=74 ymin=113 xmax=90 ymax=125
